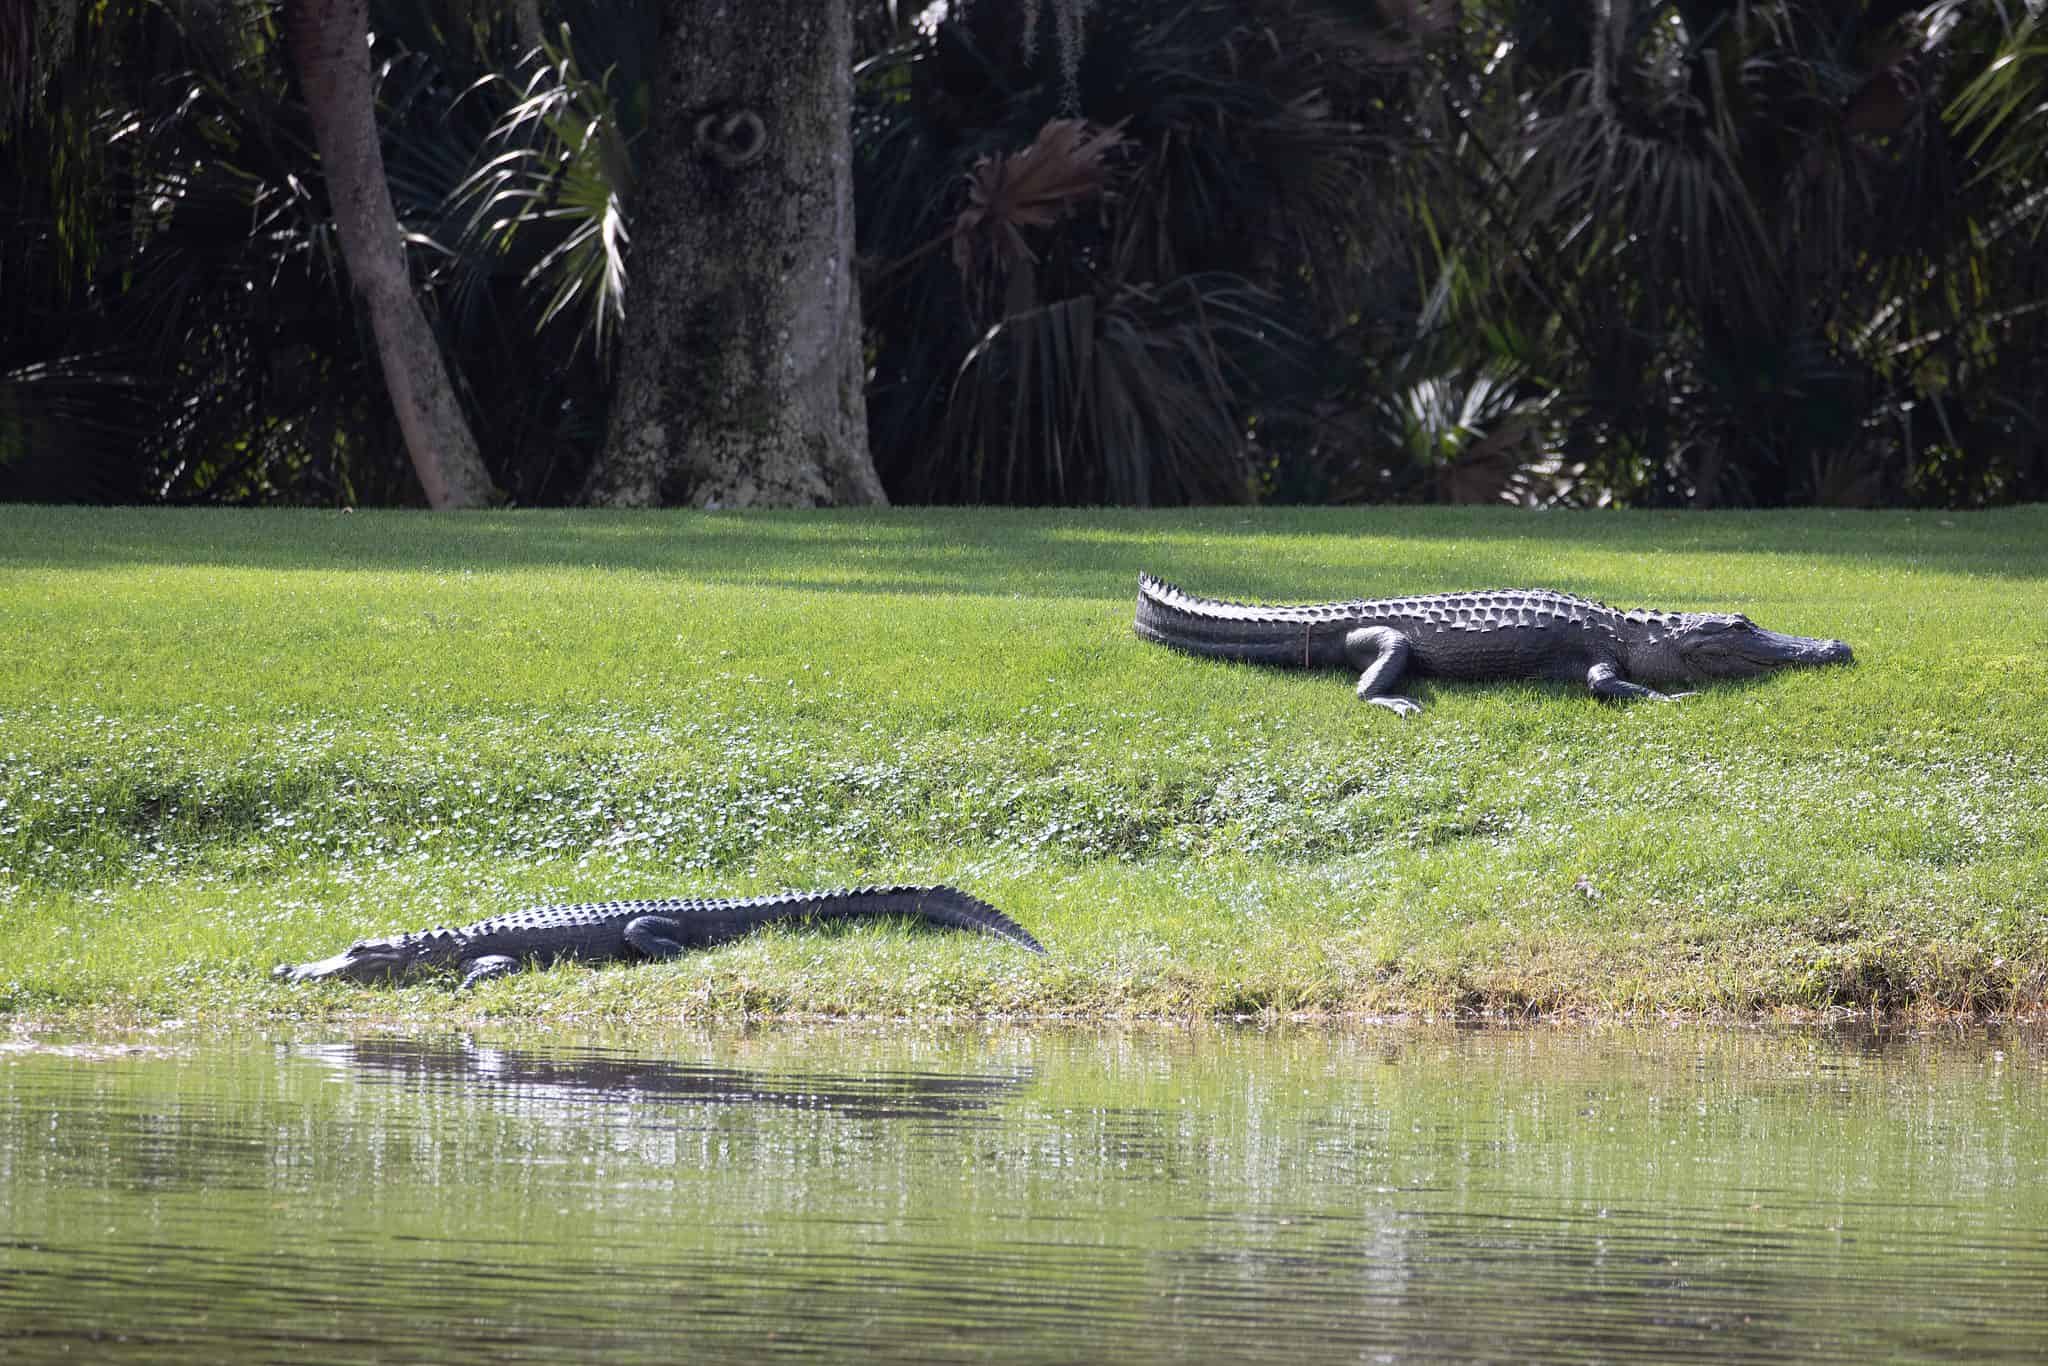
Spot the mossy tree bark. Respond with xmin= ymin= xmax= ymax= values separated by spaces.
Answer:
xmin=586 ymin=0 xmax=886 ymax=508
xmin=283 ymin=0 xmax=503 ymax=509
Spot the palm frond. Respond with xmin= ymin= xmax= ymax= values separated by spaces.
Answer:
xmin=1946 ymin=5 xmax=2048 ymax=188
xmin=0 ymin=354 xmax=149 ymax=502
xmin=952 ymin=117 xmax=1126 ymax=315
xmin=452 ymin=31 xmax=635 ymax=361
xmin=937 ymin=273 xmax=1297 ymax=505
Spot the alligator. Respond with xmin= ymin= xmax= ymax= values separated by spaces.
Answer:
xmin=273 ymin=885 xmax=1045 ymax=989
xmin=1134 ymin=573 xmax=1852 ymax=714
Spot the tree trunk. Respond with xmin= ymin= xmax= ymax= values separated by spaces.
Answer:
xmin=284 ymin=0 xmax=502 ymax=509
xmin=586 ymin=0 xmax=886 ymax=508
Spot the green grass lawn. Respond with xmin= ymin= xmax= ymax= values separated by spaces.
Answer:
xmin=3 ymin=504 xmax=2044 ymax=1023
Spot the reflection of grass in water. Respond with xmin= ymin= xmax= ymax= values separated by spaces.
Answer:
xmin=2 ymin=505 xmax=2045 ymax=1022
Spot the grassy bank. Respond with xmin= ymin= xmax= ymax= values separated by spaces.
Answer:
xmin=3 ymin=505 xmax=2044 ymax=1023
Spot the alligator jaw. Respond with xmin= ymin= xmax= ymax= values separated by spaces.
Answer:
xmin=272 ymin=952 xmax=357 ymax=983
xmin=1717 ymin=626 xmax=1854 ymax=674
xmin=1778 ymin=631 xmax=1852 ymax=668
xmin=272 ymin=943 xmax=412 ymax=984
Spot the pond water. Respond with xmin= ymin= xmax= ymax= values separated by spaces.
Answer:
xmin=1 ymin=1025 xmax=2042 ymax=1362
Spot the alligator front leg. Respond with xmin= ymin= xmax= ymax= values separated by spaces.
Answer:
xmin=1586 ymin=663 xmax=1697 ymax=704
xmin=1344 ymin=627 xmax=1421 ymax=715
xmin=457 ymin=954 xmax=520 ymax=990
xmin=623 ymin=915 xmax=689 ymax=960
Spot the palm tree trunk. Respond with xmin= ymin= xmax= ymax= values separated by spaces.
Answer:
xmin=585 ymin=0 xmax=886 ymax=507
xmin=284 ymin=0 xmax=502 ymax=509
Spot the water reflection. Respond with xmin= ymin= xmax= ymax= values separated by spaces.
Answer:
xmin=316 ymin=1035 xmax=1031 ymax=1121
xmin=0 ymin=1026 xmax=2041 ymax=1363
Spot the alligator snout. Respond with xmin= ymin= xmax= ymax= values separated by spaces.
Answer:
xmin=1734 ymin=626 xmax=1854 ymax=671
xmin=1783 ymin=634 xmax=1853 ymax=667
xmin=272 ymin=948 xmax=381 ymax=983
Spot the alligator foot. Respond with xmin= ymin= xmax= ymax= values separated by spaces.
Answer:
xmin=457 ymin=955 xmax=519 ymax=990
xmin=623 ymin=916 xmax=688 ymax=960
xmin=1347 ymin=627 xmax=1420 ymax=715
xmin=1587 ymin=664 xmax=1695 ymax=704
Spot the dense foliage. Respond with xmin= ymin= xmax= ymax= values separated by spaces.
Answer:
xmin=3 ymin=0 xmax=2043 ymax=507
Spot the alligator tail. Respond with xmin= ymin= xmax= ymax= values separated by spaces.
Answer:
xmin=798 ymin=886 xmax=1047 ymax=954
xmin=1135 ymin=571 xmax=1245 ymax=657
xmin=1135 ymin=571 xmax=1338 ymax=666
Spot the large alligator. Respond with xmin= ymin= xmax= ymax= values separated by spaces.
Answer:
xmin=1135 ymin=573 xmax=1852 ymax=714
xmin=274 ymin=885 xmax=1044 ymax=989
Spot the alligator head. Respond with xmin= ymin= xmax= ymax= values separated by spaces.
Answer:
xmin=273 ymin=932 xmax=443 ymax=985
xmin=1634 ymin=612 xmax=1853 ymax=686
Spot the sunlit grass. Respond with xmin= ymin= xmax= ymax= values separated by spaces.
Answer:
xmin=3 ymin=504 xmax=2044 ymax=1022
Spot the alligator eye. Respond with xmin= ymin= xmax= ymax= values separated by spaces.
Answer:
xmin=1732 ymin=614 xmax=1752 ymax=627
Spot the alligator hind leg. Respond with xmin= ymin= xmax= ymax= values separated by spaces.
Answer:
xmin=1586 ymin=662 xmax=1697 ymax=704
xmin=457 ymin=954 xmax=520 ymax=990
xmin=1344 ymin=627 xmax=1421 ymax=715
xmin=623 ymin=915 xmax=689 ymax=960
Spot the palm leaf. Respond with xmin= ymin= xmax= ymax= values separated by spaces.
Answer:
xmin=952 ymin=117 xmax=1126 ymax=314
xmin=452 ymin=31 xmax=635 ymax=361
xmin=939 ymin=273 xmax=1299 ymax=505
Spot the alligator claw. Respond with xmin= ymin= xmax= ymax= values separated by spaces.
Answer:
xmin=1365 ymin=694 xmax=1422 ymax=717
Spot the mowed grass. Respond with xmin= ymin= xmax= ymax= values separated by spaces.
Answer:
xmin=2 ymin=504 xmax=2044 ymax=1023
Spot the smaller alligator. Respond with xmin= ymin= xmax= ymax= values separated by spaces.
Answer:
xmin=274 ymin=885 xmax=1044 ymax=989
xmin=1135 ymin=573 xmax=1852 ymax=714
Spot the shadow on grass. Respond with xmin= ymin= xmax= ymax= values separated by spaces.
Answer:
xmin=3 ymin=505 xmax=2043 ymax=604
